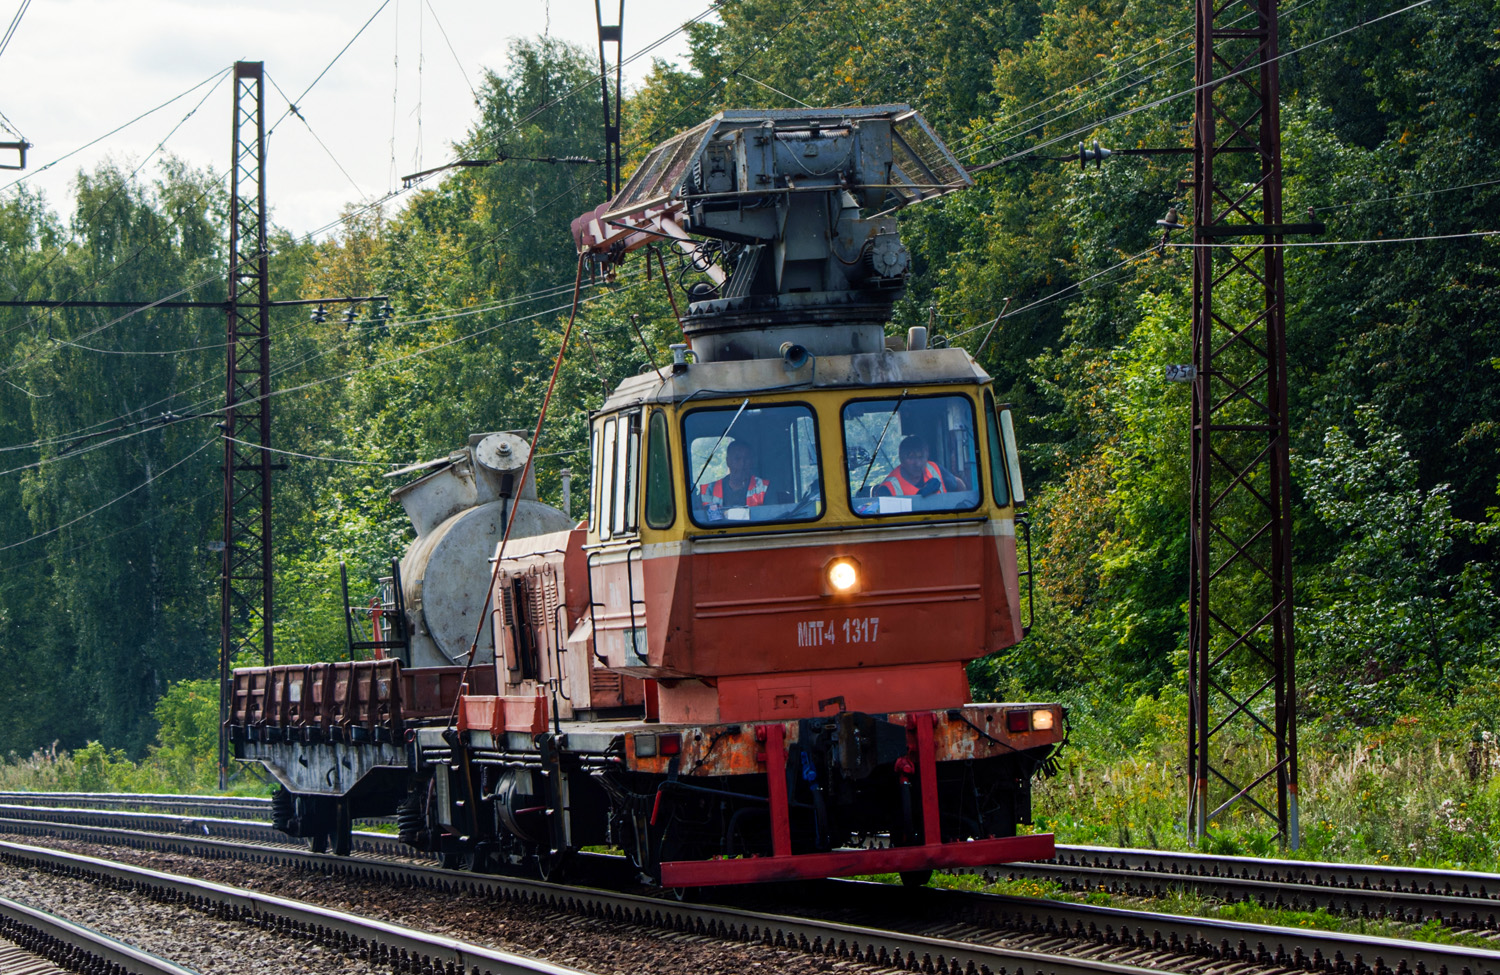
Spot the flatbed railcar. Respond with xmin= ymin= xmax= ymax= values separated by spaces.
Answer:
xmin=228 ymin=104 xmax=1063 ymax=887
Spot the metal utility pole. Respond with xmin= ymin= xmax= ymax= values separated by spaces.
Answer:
xmin=219 ymin=61 xmax=274 ymax=789
xmin=594 ymin=0 xmax=624 ymax=198
xmin=1186 ymin=0 xmax=1312 ymax=848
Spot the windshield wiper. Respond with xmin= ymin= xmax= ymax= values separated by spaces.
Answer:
xmin=692 ymin=397 xmax=751 ymax=490
xmin=855 ymin=388 xmax=909 ymax=495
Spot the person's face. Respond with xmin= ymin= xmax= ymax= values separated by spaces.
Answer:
xmin=727 ymin=444 xmax=753 ymax=477
xmin=899 ymin=446 xmax=928 ymax=480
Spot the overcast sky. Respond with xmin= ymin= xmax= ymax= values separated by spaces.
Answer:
xmin=0 ymin=0 xmax=702 ymax=239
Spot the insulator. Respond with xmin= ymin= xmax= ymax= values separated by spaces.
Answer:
xmin=342 ymin=305 xmax=358 ymax=325
xmin=310 ymin=304 xmax=327 ymax=324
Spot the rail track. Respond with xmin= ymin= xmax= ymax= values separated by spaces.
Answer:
xmin=0 ymin=796 xmax=1495 ymax=974
xmin=981 ymin=844 xmax=1500 ymax=930
xmin=8 ymin=793 xmax=1499 ymax=931
xmin=0 ymin=839 xmax=589 ymax=975
xmin=0 ymin=893 xmax=197 ymax=974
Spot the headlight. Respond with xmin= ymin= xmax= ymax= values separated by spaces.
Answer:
xmin=1031 ymin=709 xmax=1055 ymax=731
xmin=826 ymin=557 xmax=859 ymax=593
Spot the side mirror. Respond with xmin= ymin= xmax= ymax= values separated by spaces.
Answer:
xmin=999 ymin=409 xmax=1026 ymax=505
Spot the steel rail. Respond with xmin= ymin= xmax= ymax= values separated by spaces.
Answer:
xmin=0 ymin=815 xmax=1190 ymax=975
xmin=12 ymin=795 xmax=1496 ymax=903
xmin=0 ymin=804 xmax=407 ymax=857
xmin=877 ymin=881 xmax=1500 ymax=975
xmin=9 ymin=794 xmax=1500 ymax=949
xmin=958 ymin=843 xmax=1500 ymax=930
xmin=0 ymin=894 xmax=199 ymax=975
xmin=1 ymin=805 xmax=1496 ymax=975
xmin=0 ymin=792 xmax=399 ymax=827
xmin=0 ymin=840 xmax=588 ymax=975
xmin=1048 ymin=842 xmax=1500 ymax=898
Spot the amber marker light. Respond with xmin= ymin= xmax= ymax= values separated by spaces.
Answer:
xmin=825 ymin=557 xmax=860 ymax=595
xmin=1031 ymin=709 xmax=1055 ymax=731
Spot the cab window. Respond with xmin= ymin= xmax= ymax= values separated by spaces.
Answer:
xmin=683 ymin=402 xmax=823 ymax=527
xmin=644 ymin=410 xmax=675 ymax=528
xmin=593 ymin=411 xmax=641 ymax=540
xmin=842 ymin=394 xmax=981 ymax=516
xmin=984 ymin=389 xmax=1011 ymax=506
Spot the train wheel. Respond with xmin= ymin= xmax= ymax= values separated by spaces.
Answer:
xmin=309 ymin=833 xmax=329 ymax=854
xmin=535 ymin=848 xmax=571 ymax=883
xmin=899 ymin=869 xmax=932 ymax=888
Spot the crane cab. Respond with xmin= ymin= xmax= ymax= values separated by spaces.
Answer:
xmin=583 ymin=345 xmax=1030 ymax=726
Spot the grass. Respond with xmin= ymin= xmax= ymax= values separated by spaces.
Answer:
xmin=1028 ymin=684 xmax=1500 ymax=876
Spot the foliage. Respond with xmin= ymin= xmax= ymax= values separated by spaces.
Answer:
xmin=1299 ymin=410 xmax=1500 ymax=723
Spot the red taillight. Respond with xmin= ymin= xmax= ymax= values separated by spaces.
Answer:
xmin=1005 ymin=710 xmax=1031 ymax=734
xmin=659 ymin=733 xmax=682 ymax=756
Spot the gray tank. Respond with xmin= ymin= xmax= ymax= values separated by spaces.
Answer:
xmin=390 ymin=432 xmax=575 ymax=669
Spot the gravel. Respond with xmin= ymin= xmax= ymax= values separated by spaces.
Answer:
xmin=0 ymin=833 xmax=870 ymax=975
xmin=0 ymin=860 xmax=388 ymax=974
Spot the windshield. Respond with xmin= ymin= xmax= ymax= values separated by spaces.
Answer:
xmin=684 ymin=403 xmax=823 ymax=527
xmin=842 ymin=394 xmax=981 ymax=516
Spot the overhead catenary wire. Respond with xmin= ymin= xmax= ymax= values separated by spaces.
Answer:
xmin=950 ymin=0 xmax=1324 ymax=164
xmin=0 ymin=70 xmax=233 ymax=342
xmin=0 ymin=65 xmax=232 ymax=197
xmin=3 ymin=0 xmax=1453 ymax=443
xmin=223 ymin=435 xmax=415 ymax=468
xmin=424 ymin=0 xmax=478 ymax=105
xmin=0 ymin=0 xmax=699 ymax=377
xmin=943 ymin=22 xmax=1193 ymax=158
xmin=1169 ymin=229 xmax=1500 ymax=248
xmin=0 ymin=0 xmax=30 ymax=65
xmin=268 ymin=0 xmax=394 ymax=138
xmin=965 ymin=0 xmax=1438 ymax=173
xmin=0 ymin=436 xmax=218 ymax=555
xmin=266 ymin=73 xmax=370 ymax=203
xmin=951 ymin=248 xmax=1159 ymax=341
xmin=0 ymin=266 xmax=638 ymax=457
xmin=276 ymin=0 xmax=725 ymax=248
xmin=1310 ymin=177 xmax=1500 ymax=215
xmin=0 ymin=486 xmax=220 ymax=578
xmin=0 ymin=279 xmax=644 ymax=479
xmin=0 ymin=264 xmax=243 ymax=376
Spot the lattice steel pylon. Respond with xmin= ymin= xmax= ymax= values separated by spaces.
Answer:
xmin=218 ymin=61 xmax=274 ymax=789
xmin=594 ymin=0 xmax=624 ymax=197
xmin=1186 ymin=0 xmax=1302 ymax=847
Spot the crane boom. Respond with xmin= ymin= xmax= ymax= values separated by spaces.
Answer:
xmin=572 ymin=106 xmax=971 ymax=362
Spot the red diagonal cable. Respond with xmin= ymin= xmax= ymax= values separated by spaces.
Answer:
xmin=447 ymin=253 xmax=587 ymax=727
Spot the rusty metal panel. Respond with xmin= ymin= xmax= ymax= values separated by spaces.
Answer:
xmin=400 ymin=665 xmax=494 ymax=717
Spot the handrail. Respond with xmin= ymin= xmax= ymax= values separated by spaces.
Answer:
xmin=1017 ymin=516 xmax=1034 ymax=636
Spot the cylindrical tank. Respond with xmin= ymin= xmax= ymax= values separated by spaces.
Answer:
xmin=391 ymin=433 xmax=575 ymax=668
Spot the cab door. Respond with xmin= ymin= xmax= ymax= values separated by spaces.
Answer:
xmin=587 ymin=410 xmax=651 ymax=679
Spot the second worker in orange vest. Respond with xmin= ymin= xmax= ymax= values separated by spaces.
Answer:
xmin=875 ymin=434 xmax=967 ymax=498
xmin=700 ymin=440 xmax=770 ymax=509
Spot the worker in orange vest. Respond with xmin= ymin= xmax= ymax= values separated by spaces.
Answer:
xmin=875 ymin=434 xmax=967 ymax=498
xmin=700 ymin=440 xmax=770 ymax=510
